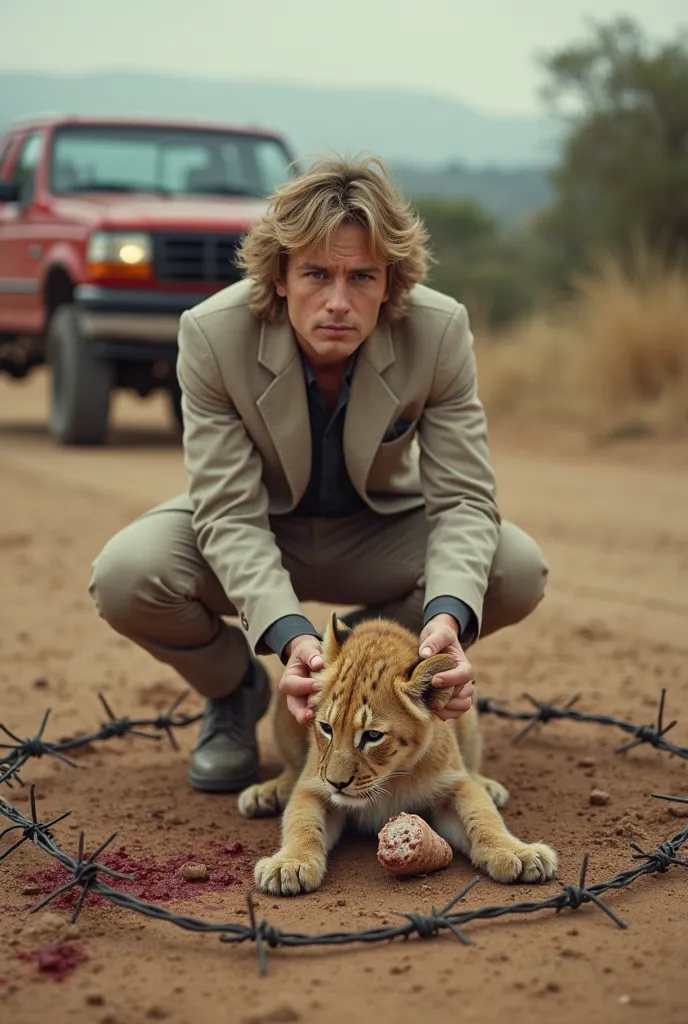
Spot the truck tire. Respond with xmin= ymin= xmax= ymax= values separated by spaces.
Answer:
xmin=47 ymin=305 xmax=114 ymax=445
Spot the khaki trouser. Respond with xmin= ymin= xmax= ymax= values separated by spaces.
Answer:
xmin=88 ymin=496 xmax=548 ymax=699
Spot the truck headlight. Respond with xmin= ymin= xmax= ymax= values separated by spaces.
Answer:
xmin=86 ymin=232 xmax=153 ymax=279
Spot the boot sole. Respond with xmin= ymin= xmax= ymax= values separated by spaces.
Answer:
xmin=186 ymin=767 xmax=260 ymax=793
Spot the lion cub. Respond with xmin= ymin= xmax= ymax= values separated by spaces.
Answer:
xmin=239 ymin=614 xmax=558 ymax=896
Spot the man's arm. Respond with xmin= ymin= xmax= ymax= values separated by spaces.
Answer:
xmin=176 ymin=310 xmax=312 ymax=655
xmin=418 ymin=303 xmax=501 ymax=637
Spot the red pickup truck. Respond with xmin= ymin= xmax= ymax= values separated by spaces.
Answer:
xmin=0 ymin=114 xmax=296 ymax=444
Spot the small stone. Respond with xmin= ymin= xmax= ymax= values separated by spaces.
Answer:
xmin=33 ymin=677 xmax=49 ymax=689
xmin=86 ymin=995 xmax=106 ymax=1006
xmin=391 ymin=964 xmax=410 ymax=975
xmin=336 ymin=899 xmax=346 ymax=906
xmin=617 ymin=995 xmax=631 ymax=1005
xmin=21 ymin=911 xmax=69 ymax=943
xmin=578 ymin=757 xmax=595 ymax=767
xmin=590 ymin=788 xmax=611 ymax=806
xmin=22 ymin=883 xmax=41 ymax=895
xmin=181 ymin=863 xmax=209 ymax=882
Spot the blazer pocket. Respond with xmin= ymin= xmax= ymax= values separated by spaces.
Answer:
xmin=381 ymin=418 xmax=416 ymax=445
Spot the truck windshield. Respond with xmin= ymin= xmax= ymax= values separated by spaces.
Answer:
xmin=49 ymin=125 xmax=295 ymax=198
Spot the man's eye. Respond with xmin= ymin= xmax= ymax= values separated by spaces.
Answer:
xmin=318 ymin=721 xmax=333 ymax=736
xmin=361 ymin=730 xmax=385 ymax=745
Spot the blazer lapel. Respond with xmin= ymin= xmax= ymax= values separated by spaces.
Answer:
xmin=344 ymin=320 xmax=400 ymax=498
xmin=256 ymin=319 xmax=312 ymax=507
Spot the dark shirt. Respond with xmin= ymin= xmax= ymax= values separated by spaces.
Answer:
xmin=291 ymin=352 xmax=366 ymax=519
xmin=261 ymin=355 xmax=478 ymax=660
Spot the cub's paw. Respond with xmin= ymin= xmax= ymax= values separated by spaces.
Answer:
xmin=254 ymin=852 xmax=325 ymax=896
xmin=238 ymin=776 xmax=293 ymax=818
xmin=476 ymin=774 xmax=509 ymax=809
xmin=475 ymin=840 xmax=558 ymax=884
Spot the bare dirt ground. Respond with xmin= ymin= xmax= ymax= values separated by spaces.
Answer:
xmin=1 ymin=371 xmax=687 ymax=1024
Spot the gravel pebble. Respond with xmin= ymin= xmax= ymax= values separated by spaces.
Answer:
xmin=181 ymin=862 xmax=209 ymax=882
xmin=590 ymin=788 xmax=611 ymax=806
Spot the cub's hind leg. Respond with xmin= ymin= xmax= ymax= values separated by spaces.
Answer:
xmin=455 ymin=705 xmax=509 ymax=808
xmin=238 ymin=693 xmax=307 ymax=818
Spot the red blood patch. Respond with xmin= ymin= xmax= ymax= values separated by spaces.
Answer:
xmin=22 ymin=841 xmax=255 ymax=910
xmin=17 ymin=943 xmax=88 ymax=981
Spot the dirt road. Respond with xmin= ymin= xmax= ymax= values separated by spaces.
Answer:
xmin=1 ymin=372 xmax=687 ymax=1024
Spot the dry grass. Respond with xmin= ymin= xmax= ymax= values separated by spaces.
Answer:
xmin=476 ymin=248 xmax=688 ymax=437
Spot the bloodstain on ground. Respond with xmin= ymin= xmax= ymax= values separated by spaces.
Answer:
xmin=16 ymin=943 xmax=88 ymax=982
xmin=23 ymin=841 xmax=254 ymax=910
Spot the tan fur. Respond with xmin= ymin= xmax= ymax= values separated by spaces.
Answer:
xmin=238 ymin=615 xmax=558 ymax=896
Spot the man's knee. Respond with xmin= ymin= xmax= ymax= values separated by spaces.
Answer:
xmin=89 ymin=534 xmax=147 ymax=635
xmin=488 ymin=524 xmax=549 ymax=628
xmin=89 ymin=525 xmax=181 ymax=636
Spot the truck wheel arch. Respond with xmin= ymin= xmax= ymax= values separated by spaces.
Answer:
xmin=43 ymin=265 xmax=75 ymax=334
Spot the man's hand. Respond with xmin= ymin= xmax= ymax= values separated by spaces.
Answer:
xmin=418 ymin=613 xmax=475 ymax=720
xmin=278 ymin=635 xmax=324 ymax=725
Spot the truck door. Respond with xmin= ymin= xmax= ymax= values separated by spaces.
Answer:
xmin=0 ymin=131 xmax=46 ymax=333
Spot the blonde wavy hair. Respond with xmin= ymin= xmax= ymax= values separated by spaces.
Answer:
xmin=235 ymin=155 xmax=431 ymax=323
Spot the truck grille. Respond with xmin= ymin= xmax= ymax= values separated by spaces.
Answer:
xmin=154 ymin=233 xmax=244 ymax=283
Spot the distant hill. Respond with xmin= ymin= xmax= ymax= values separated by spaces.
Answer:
xmin=0 ymin=70 xmax=560 ymax=169
xmin=392 ymin=162 xmax=553 ymax=224
xmin=0 ymin=70 xmax=560 ymax=223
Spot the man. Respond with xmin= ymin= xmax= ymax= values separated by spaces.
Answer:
xmin=89 ymin=156 xmax=548 ymax=793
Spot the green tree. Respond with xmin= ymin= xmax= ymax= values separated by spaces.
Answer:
xmin=414 ymin=196 xmax=543 ymax=326
xmin=540 ymin=17 xmax=688 ymax=262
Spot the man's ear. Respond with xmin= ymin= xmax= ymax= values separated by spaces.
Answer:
xmin=274 ymin=252 xmax=289 ymax=297
xmin=322 ymin=611 xmax=351 ymax=664
xmin=404 ymin=654 xmax=456 ymax=712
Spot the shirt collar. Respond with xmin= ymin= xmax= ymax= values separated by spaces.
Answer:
xmin=301 ymin=348 xmax=359 ymax=388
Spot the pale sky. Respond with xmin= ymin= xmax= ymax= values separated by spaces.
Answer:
xmin=1 ymin=0 xmax=685 ymax=115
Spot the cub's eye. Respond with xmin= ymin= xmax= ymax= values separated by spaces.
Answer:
xmin=318 ymin=721 xmax=333 ymax=737
xmin=361 ymin=730 xmax=385 ymax=746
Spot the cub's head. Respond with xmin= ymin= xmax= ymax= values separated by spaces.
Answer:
xmin=307 ymin=613 xmax=455 ymax=809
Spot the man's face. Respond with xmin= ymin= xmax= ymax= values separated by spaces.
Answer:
xmin=275 ymin=222 xmax=390 ymax=369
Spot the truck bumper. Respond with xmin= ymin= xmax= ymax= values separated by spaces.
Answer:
xmin=74 ymin=285 xmax=213 ymax=349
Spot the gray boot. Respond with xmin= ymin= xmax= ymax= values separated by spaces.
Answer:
xmin=186 ymin=660 xmax=272 ymax=793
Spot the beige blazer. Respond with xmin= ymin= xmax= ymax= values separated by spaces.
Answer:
xmin=176 ymin=278 xmax=501 ymax=653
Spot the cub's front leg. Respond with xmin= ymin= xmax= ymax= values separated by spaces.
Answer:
xmin=254 ymin=782 xmax=344 ymax=896
xmin=432 ymin=775 xmax=558 ymax=885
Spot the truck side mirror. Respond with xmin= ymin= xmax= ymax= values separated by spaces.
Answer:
xmin=0 ymin=181 xmax=21 ymax=203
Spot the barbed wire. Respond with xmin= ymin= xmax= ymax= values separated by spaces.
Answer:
xmin=476 ymin=687 xmax=688 ymax=760
xmin=1 ymin=690 xmax=687 ymax=975
xmin=0 ymin=691 xmax=202 ymax=788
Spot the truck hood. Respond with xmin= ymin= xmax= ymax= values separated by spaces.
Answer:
xmin=52 ymin=193 xmax=268 ymax=232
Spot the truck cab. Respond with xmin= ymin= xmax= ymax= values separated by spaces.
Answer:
xmin=0 ymin=115 xmax=296 ymax=444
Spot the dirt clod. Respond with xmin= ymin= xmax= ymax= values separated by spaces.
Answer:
xmin=180 ymin=862 xmax=210 ymax=882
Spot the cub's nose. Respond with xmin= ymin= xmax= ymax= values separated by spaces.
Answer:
xmin=326 ymin=775 xmax=354 ymax=792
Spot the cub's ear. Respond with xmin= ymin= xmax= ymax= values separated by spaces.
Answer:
xmin=322 ymin=611 xmax=351 ymax=664
xmin=405 ymin=653 xmax=457 ymax=712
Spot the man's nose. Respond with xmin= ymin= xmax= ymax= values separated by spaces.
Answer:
xmin=326 ymin=775 xmax=354 ymax=791
xmin=325 ymin=279 xmax=350 ymax=313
